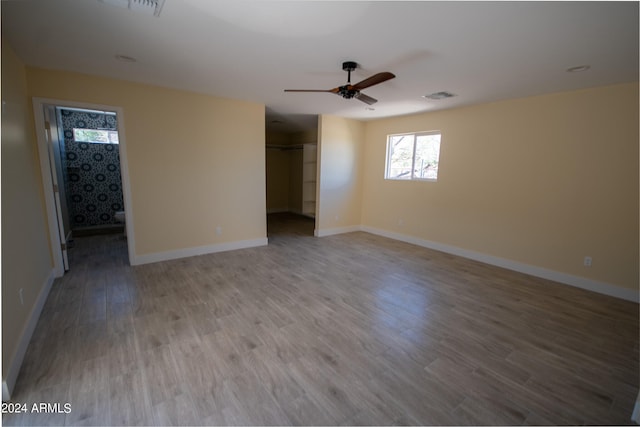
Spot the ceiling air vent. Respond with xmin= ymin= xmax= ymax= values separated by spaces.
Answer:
xmin=423 ymin=91 xmax=456 ymax=100
xmin=99 ymin=0 xmax=165 ymax=17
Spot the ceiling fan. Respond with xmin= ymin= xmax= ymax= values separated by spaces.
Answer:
xmin=284 ymin=61 xmax=395 ymax=105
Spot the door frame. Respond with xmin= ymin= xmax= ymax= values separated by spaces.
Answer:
xmin=43 ymin=104 xmax=70 ymax=271
xmin=32 ymin=97 xmax=136 ymax=274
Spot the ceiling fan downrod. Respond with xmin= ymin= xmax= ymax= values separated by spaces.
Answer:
xmin=342 ymin=61 xmax=357 ymax=83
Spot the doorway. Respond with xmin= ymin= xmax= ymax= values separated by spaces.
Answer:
xmin=56 ymin=107 xmax=125 ymax=236
xmin=33 ymin=98 xmax=135 ymax=276
xmin=265 ymin=143 xmax=317 ymax=238
xmin=264 ymin=117 xmax=319 ymax=238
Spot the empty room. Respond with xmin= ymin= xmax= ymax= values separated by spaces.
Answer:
xmin=2 ymin=1 xmax=638 ymax=425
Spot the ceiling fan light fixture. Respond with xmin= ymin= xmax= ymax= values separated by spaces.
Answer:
xmin=423 ymin=91 xmax=456 ymax=100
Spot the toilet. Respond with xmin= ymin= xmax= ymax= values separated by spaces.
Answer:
xmin=114 ymin=210 xmax=126 ymax=236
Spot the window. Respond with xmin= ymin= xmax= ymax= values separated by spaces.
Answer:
xmin=73 ymin=128 xmax=119 ymax=144
xmin=385 ymin=131 xmax=441 ymax=181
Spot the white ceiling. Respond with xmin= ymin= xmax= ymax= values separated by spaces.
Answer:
xmin=2 ymin=1 xmax=638 ymax=133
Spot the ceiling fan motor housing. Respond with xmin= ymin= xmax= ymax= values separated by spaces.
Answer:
xmin=338 ymin=85 xmax=358 ymax=99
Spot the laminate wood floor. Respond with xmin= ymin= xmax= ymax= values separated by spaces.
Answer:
xmin=4 ymin=213 xmax=638 ymax=426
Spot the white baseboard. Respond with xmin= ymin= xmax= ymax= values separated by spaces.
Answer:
xmin=315 ymin=225 xmax=361 ymax=237
xmin=632 ymin=392 xmax=640 ymax=424
xmin=131 ymin=238 xmax=268 ymax=265
xmin=360 ymin=226 xmax=639 ymax=303
xmin=3 ymin=269 xmax=56 ymax=401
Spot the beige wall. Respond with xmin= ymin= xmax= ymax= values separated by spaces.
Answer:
xmin=1 ymin=40 xmax=54 ymax=384
xmin=266 ymin=147 xmax=291 ymax=212
xmin=265 ymin=130 xmax=290 ymax=146
xmin=362 ymin=83 xmax=639 ymax=290
xmin=26 ymin=67 xmax=267 ymax=257
xmin=291 ymin=129 xmax=318 ymax=145
xmin=317 ymin=115 xmax=365 ymax=233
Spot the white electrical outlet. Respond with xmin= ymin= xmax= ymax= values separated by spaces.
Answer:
xmin=215 ymin=226 xmax=222 ymax=236
xmin=19 ymin=288 xmax=24 ymax=305
xmin=398 ymin=219 xmax=404 ymax=226
xmin=584 ymin=256 xmax=592 ymax=267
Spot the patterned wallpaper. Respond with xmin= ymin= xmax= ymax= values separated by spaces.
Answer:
xmin=60 ymin=109 xmax=124 ymax=228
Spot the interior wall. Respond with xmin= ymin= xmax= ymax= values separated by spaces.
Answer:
xmin=361 ymin=83 xmax=639 ymax=291
xmin=26 ymin=67 xmax=266 ymax=259
xmin=265 ymin=131 xmax=290 ymax=146
xmin=266 ymin=147 xmax=291 ymax=213
xmin=292 ymin=129 xmax=318 ymax=145
xmin=1 ymin=39 xmax=53 ymax=389
xmin=316 ymin=115 xmax=365 ymax=234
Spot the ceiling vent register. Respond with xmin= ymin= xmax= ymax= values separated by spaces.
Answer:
xmin=99 ymin=0 xmax=165 ymax=17
xmin=423 ymin=91 xmax=456 ymax=100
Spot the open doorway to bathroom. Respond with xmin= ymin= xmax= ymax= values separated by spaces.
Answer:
xmin=34 ymin=98 xmax=133 ymax=274
xmin=56 ymin=107 xmax=125 ymax=237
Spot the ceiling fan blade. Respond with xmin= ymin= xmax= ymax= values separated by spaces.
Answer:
xmin=352 ymin=72 xmax=396 ymax=90
xmin=354 ymin=92 xmax=377 ymax=105
xmin=284 ymin=89 xmax=332 ymax=92
xmin=284 ymin=87 xmax=340 ymax=93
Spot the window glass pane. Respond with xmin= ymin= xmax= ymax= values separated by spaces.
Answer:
xmin=73 ymin=128 xmax=119 ymax=144
xmin=414 ymin=133 xmax=441 ymax=180
xmin=387 ymin=135 xmax=414 ymax=179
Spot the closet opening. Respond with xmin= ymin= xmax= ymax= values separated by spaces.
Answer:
xmin=265 ymin=120 xmax=318 ymax=238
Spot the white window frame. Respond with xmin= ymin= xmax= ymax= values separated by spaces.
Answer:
xmin=384 ymin=131 xmax=441 ymax=181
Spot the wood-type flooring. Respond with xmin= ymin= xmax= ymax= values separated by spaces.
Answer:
xmin=3 ymin=213 xmax=639 ymax=425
